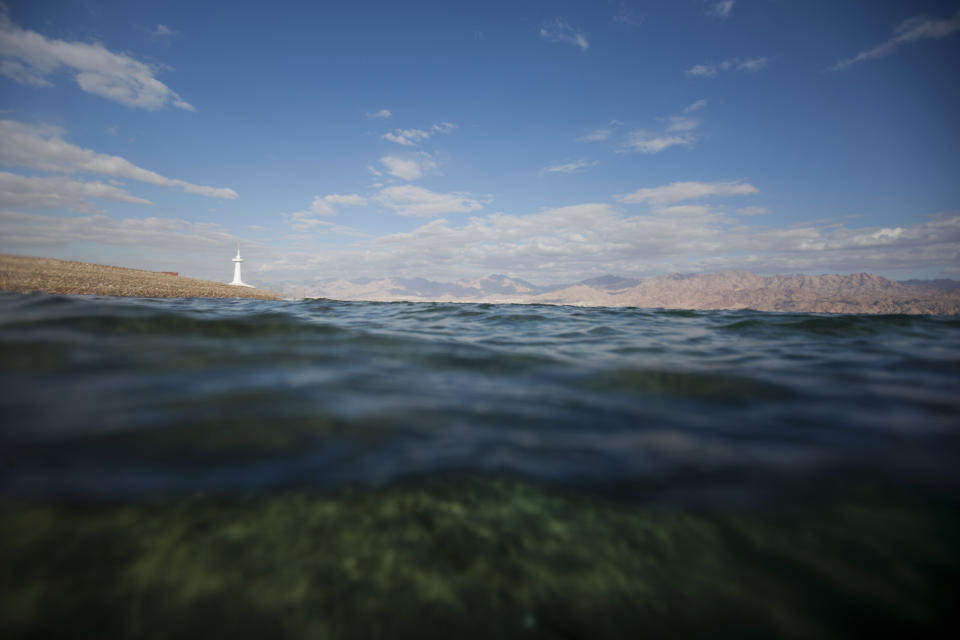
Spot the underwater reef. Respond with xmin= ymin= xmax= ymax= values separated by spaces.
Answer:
xmin=2 ymin=475 xmax=958 ymax=639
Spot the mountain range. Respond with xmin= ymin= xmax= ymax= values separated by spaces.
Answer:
xmin=276 ymin=272 xmax=960 ymax=315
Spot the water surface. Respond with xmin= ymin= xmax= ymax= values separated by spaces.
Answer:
xmin=1 ymin=293 xmax=958 ymax=638
xmin=1 ymin=293 xmax=957 ymax=499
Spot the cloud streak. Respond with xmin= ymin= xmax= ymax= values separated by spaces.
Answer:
xmin=380 ymin=153 xmax=436 ymax=181
xmin=376 ymin=185 xmax=483 ymax=217
xmin=153 ymin=25 xmax=176 ymax=39
xmin=540 ymin=159 xmax=598 ymax=175
xmin=0 ymin=9 xmax=193 ymax=110
xmin=831 ymin=10 xmax=960 ymax=70
xmin=381 ymin=122 xmax=455 ymax=146
xmin=615 ymin=180 xmax=759 ymax=205
xmin=617 ymin=102 xmax=707 ymax=154
xmin=0 ymin=210 xmax=243 ymax=251
xmin=686 ymin=57 xmax=768 ymax=78
xmin=0 ymin=171 xmax=151 ymax=212
xmin=0 ymin=120 xmax=237 ymax=200
xmin=706 ymin=1 xmax=734 ymax=19
xmin=619 ymin=132 xmax=693 ymax=154
xmin=540 ymin=18 xmax=589 ymax=51
xmin=323 ymin=193 xmax=367 ymax=206
xmin=284 ymin=193 xmax=368 ymax=231
xmin=578 ymin=129 xmax=610 ymax=142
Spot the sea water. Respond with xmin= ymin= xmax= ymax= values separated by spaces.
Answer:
xmin=1 ymin=292 xmax=958 ymax=637
xmin=2 ymin=292 xmax=958 ymax=498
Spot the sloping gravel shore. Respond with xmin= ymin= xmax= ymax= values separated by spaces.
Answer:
xmin=0 ymin=254 xmax=282 ymax=300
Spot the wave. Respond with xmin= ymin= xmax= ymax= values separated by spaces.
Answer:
xmin=1 ymin=292 xmax=958 ymax=500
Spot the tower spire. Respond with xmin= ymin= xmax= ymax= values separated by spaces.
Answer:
xmin=228 ymin=244 xmax=253 ymax=287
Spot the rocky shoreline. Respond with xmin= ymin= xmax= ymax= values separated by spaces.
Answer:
xmin=0 ymin=254 xmax=282 ymax=300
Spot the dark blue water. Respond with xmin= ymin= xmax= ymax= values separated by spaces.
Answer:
xmin=1 ymin=292 xmax=959 ymax=501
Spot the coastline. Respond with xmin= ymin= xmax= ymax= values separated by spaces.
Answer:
xmin=0 ymin=254 xmax=282 ymax=300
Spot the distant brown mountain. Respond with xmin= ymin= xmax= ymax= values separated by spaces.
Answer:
xmin=284 ymin=271 xmax=960 ymax=315
xmin=532 ymin=272 xmax=960 ymax=314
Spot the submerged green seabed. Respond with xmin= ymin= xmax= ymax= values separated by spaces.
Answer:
xmin=2 ymin=476 xmax=958 ymax=639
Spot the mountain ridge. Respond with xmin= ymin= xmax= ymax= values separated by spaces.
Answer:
xmin=277 ymin=271 xmax=960 ymax=315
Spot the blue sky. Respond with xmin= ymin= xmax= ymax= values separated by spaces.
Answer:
xmin=1 ymin=0 xmax=958 ymax=286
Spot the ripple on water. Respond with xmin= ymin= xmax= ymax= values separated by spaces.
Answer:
xmin=0 ymin=293 xmax=958 ymax=500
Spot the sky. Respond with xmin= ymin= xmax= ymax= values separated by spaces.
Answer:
xmin=1 ymin=0 xmax=959 ymax=287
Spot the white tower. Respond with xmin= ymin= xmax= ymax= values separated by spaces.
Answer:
xmin=229 ymin=244 xmax=254 ymax=287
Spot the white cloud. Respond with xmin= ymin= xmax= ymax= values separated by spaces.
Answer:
xmin=707 ymin=1 xmax=734 ymax=19
xmin=832 ymin=10 xmax=960 ymax=70
xmin=380 ymin=154 xmax=433 ymax=181
xmin=376 ymin=184 xmax=483 ymax=217
xmin=0 ymin=171 xmax=151 ymax=212
xmin=736 ymin=206 xmax=768 ymax=216
xmin=0 ymin=59 xmax=51 ymax=87
xmin=578 ymin=120 xmax=624 ymax=142
xmin=381 ymin=122 xmax=456 ymax=146
xmin=293 ymin=193 xmax=368 ymax=221
xmin=288 ymin=210 xmax=364 ymax=235
xmin=619 ymin=131 xmax=693 ymax=154
xmin=282 ymin=196 xmax=369 ymax=233
xmin=281 ymin=204 xmax=960 ymax=283
xmin=153 ymin=25 xmax=175 ymax=38
xmin=540 ymin=18 xmax=589 ymax=51
xmin=687 ymin=58 xmax=767 ymax=78
xmin=615 ymin=180 xmax=759 ymax=205
xmin=850 ymin=226 xmax=904 ymax=246
xmin=577 ymin=128 xmax=610 ymax=142
xmin=666 ymin=116 xmax=700 ymax=132
xmin=0 ymin=120 xmax=238 ymax=199
xmin=686 ymin=64 xmax=717 ymax=78
xmin=366 ymin=109 xmax=392 ymax=119
xmin=430 ymin=122 xmax=456 ymax=134
xmin=540 ymin=159 xmax=598 ymax=175
xmin=656 ymin=204 xmax=715 ymax=217
xmin=382 ymin=129 xmax=429 ymax=146
xmin=703 ymin=214 xmax=960 ymax=274
xmin=737 ymin=57 xmax=768 ymax=72
xmin=351 ymin=202 xmax=731 ymax=281
xmin=618 ymin=102 xmax=707 ymax=154
xmin=0 ymin=10 xmax=194 ymax=110
xmin=323 ymin=193 xmax=367 ymax=206
xmin=310 ymin=196 xmax=335 ymax=216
